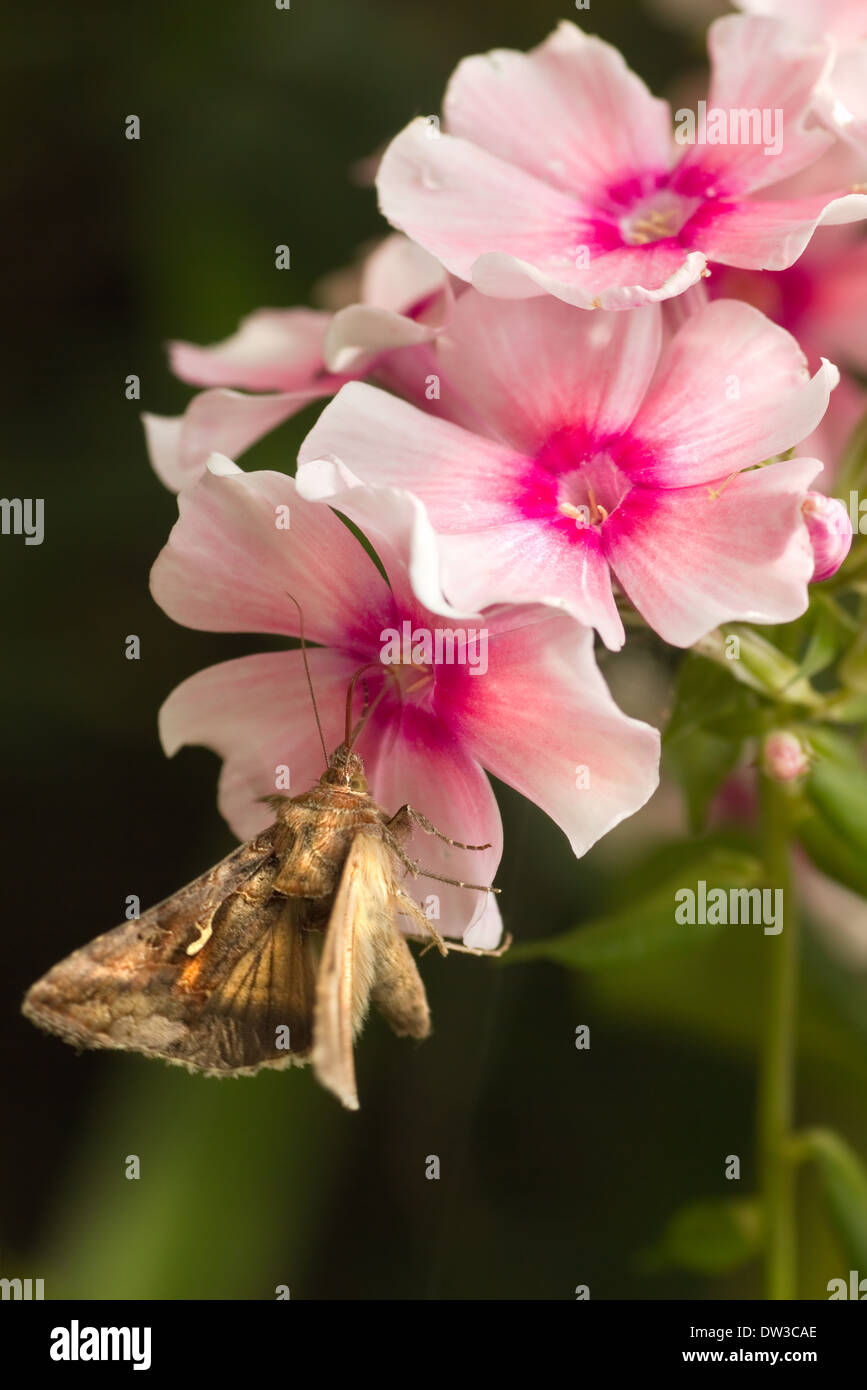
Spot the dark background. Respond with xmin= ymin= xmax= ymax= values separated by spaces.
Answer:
xmin=2 ymin=0 xmax=861 ymax=1299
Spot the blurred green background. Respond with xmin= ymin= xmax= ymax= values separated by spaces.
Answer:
xmin=3 ymin=0 xmax=866 ymax=1300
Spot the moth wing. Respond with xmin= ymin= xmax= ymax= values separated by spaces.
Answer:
xmin=23 ymin=830 xmax=318 ymax=1075
xmin=369 ymin=927 xmax=431 ymax=1043
xmin=311 ymin=833 xmax=378 ymax=1112
xmin=312 ymin=830 xmax=430 ymax=1111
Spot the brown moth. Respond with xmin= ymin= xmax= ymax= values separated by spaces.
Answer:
xmin=23 ymin=659 xmax=505 ymax=1110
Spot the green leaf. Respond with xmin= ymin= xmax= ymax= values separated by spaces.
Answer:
xmin=798 ymin=1129 xmax=867 ymax=1269
xmin=805 ymin=735 xmax=867 ymax=859
xmin=639 ymin=1198 xmax=761 ymax=1276
xmin=797 ymin=810 xmax=867 ymax=900
xmin=44 ymin=1060 xmax=345 ymax=1298
xmin=664 ymin=655 xmax=762 ymax=837
xmin=794 ymin=597 xmax=851 ymax=684
xmin=505 ymin=847 xmax=761 ymax=970
xmin=665 ymin=730 xmax=741 ymax=832
xmin=664 ymin=654 xmax=749 ymax=827
xmin=664 ymin=653 xmax=752 ymax=746
xmin=694 ymin=627 xmax=822 ymax=707
xmin=800 ymin=921 xmax=867 ymax=1065
xmin=578 ymin=859 xmax=867 ymax=1084
xmin=834 ymin=402 xmax=867 ymax=498
xmin=840 ymin=626 xmax=867 ymax=695
xmin=820 ymin=691 xmax=867 ymax=723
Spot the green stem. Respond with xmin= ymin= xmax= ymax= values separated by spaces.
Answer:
xmin=758 ymin=774 xmax=799 ymax=1300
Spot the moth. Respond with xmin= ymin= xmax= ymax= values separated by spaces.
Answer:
xmin=23 ymin=650 xmax=506 ymax=1110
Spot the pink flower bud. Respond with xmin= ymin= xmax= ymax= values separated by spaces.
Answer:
xmin=802 ymin=493 xmax=853 ymax=582
xmin=762 ymin=732 xmax=810 ymax=783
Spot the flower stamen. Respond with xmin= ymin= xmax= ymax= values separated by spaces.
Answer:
xmin=557 ymin=489 xmax=608 ymax=528
xmin=404 ymin=665 xmax=434 ymax=696
xmin=707 ymin=471 xmax=740 ymax=501
xmin=627 ymin=208 xmax=677 ymax=245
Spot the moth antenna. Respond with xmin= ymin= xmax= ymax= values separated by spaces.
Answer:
xmin=350 ymin=681 xmax=388 ymax=745
xmin=344 ymin=663 xmax=396 ymax=749
xmin=285 ymin=591 xmax=329 ymax=767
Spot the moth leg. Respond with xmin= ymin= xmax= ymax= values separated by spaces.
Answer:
xmin=387 ymin=804 xmax=492 ymax=852
xmin=365 ymin=821 xmax=501 ymax=949
xmin=378 ymin=831 xmax=428 ymax=880
xmin=378 ymin=826 xmax=500 ymax=896
xmin=394 ymin=889 xmax=448 ymax=958
xmin=411 ymin=864 xmax=501 ymax=894
xmin=405 ymin=931 xmax=513 ymax=959
xmin=445 ymin=932 xmax=513 ymax=959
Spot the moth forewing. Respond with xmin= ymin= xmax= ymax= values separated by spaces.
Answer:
xmin=22 ymin=830 xmax=318 ymax=1076
xmin=312 ymin=829 xmax=431 ymax=1111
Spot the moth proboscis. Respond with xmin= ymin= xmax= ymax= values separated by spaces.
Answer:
xmin=23 ymin=623 xmax=507 ymax=1110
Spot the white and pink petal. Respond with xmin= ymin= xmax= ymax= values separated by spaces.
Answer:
xmin=358 ymin=705 xmax=504 ymax=943
xmin=436 ymin=292 xmax=662 ymax=453
xmin=296 ymin=462 xmax=473 ymax=623
xmin=298 ymin=382 xmax=528 ymax=530
xmin=169 ymin=309 xmax=331 ymax=391
xmin=685 ymin=187 xmax=867 ymax=271
xmin=436 ymin=522 xmax=625 ymax=651
xmin=443 ymin=22 xmax=674 ymax=200
xmin=675 ymin=15 xmax=834 ymax=196
xmin=603 ymin=456 xmax=822 ymax=645
xmin=323 ymin=235 xmax=453 ymax=373
xmin=470 ymin=241 xmax=707 ymax=311
xmin=437 ymin=611 xmax=660 ymax=857
xmin=143 ymin=386 xmax=328 ymax=493
xmin=628 ymin=299 xmax=838 ymax=487
xmin=376 ymin=120 xmax=598 ymax=288
xmin=150 ymin=465 xmax=390 ymax=648
xmin=159 ymin=648 xmax=360 ymax=840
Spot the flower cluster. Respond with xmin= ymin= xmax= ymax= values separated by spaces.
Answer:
xmin=145 ymin=16 xmax=864 ymax=946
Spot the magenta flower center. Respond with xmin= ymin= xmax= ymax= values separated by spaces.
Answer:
xmin=391 ymin=657 xmax=434 ymax=697
xmin=556 ymin=455 xmax=631 ymax=528
xmin=374 ymin=630 xmax=437 ymax=710
xmin=520 ymin=429 xmax=633 ymax=535
xmin=620 ymin=188 xmax=701 ymax=246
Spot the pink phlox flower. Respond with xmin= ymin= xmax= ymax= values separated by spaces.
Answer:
xmin=297 ymin=292 xmax=837 ymax=649
xmin=737 ymin=0 xmax=867 ymax=155
xmin=149 ymin=459 xmax=661 ymax=945
xmin=143 ymin=236 xmax=455 ymax=492
xmin=375 ymin=17 xmax=867 ymax=310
